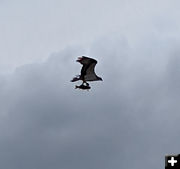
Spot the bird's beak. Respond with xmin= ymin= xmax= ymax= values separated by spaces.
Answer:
xmin=76 ymin=57 xmax=82 ymax=62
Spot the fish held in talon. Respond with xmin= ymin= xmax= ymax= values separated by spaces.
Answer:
xmin=75 ymin=84 xmax=91 ymax=90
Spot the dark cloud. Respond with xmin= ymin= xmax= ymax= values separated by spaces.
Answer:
xmin=0 ymin=34 xmax=180 ymax=169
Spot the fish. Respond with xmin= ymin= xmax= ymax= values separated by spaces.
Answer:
xmin=75 ymin=84 xmax=91 ymax=90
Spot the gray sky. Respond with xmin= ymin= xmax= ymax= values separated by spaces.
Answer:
xmin=0 ymin=0 xmax=180 ymax=169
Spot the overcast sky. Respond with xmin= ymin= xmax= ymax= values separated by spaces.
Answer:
xmin=0 ymin=0 xmax=180 ymax=169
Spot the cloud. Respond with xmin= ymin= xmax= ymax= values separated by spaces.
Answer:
xmin=0 ymin=33 xmax=180 ymax=169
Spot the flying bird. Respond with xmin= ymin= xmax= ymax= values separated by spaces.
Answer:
xmin=71 ymin=56 xmax=102 ymax=90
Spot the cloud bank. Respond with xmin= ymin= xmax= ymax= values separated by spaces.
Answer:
xmin=0 ymin=32 xmax=180 ymax=169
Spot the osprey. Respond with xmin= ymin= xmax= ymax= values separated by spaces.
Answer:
xmin=71 ymin=56 xmax=102 ymax=89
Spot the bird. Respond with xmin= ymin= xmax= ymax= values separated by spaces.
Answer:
xmin=71 ymin=56 xmax=102 ymax=89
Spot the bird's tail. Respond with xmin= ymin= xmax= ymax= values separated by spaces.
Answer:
xmin=71 ymin=75 xmax=80 ymax=82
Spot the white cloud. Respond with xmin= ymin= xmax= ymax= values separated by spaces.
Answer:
xmin=0 ymin=31 xmax=180 ymax=168
xmin=1 ymin=0 xmax=180 ymax=168
xmin=1 ymin=0 xmax=180 ymax=73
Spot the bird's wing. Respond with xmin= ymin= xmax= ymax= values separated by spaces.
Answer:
xmin=76 ymin=56 xmax=97 ymax=65
xmin=85 ymin=62 xmax=97 ymax=76
xmin=77 ymin=56 xmax=97 ymax=76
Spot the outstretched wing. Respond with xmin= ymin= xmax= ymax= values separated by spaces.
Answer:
xmin=77 ymin=56 xmax=98 ymax=80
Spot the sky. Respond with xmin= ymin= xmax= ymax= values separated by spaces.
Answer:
xmin=0 ymin=0 xmax=180 ymax=169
